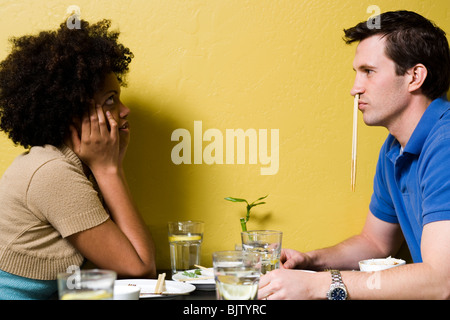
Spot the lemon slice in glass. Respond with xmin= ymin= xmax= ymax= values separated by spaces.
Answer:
xmin=61 ymin=290 xmax=112 ymax=300
xmin=168 ymin=235 xmax=202 ymax=242
xmin=219 ymin=282 xmax=258 ymax=300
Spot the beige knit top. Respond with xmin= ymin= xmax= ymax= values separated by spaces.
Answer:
xmin=0 ymin=145 xmax=109 ymax=280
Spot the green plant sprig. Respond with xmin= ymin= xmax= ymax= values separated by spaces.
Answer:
xmin=224 ymin=195 xmax=268 ymax=231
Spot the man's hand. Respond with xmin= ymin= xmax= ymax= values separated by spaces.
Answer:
xmin=258 ymin=269 xmax=328 ymax=300
xmin=281 ymin=248 xmax=312 ymax=269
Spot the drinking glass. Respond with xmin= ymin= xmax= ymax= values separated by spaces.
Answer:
xmin=57 ymin=269 xmax=116 ymax=300
xmin=168 ymin=220 xmax=204 ymax=275
xmin=241 ymin=230 xmax=282 ymax=274
xmin=213 ymin=250 xmax=261 ymax=300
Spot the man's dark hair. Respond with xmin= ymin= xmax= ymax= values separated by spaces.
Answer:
xmin=344 ymin=10 xmax=450 ymax=100
xmin=0 ymin=19 xmax=133 ymax=149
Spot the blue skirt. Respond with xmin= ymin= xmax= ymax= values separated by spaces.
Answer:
xmin=0 ymin=269 xmax=57 ymax=300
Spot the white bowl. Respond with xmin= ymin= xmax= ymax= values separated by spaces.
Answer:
xmin=114 ymin=285 xmax=141 ymax=300
xmin=359 ymin=257 xmax=405 ymax=272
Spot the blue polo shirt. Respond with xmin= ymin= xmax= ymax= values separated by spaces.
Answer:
xmin=369 ymin=97 xmax=450 ymax=263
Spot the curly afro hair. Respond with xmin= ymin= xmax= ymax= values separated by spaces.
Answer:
xmin=0 ymin=19 xmax=133 ymax=148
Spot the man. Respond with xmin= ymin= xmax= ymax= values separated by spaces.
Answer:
xmin=258 ymin=10 xmax=450 ymax=300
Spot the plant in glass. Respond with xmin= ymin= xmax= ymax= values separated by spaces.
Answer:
xmin=224 ymin=195 xmax=268 ymax=231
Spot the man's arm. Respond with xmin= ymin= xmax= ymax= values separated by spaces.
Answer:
xmin=259 ymin=211 xmax=403 ymax=299
xmin=340 ymin=220 xmax=450 ymax=299
xmin=259 ymin=215 xmax=450 ymax=299
xmin=282 ymin=211 xmax=404 ymax=270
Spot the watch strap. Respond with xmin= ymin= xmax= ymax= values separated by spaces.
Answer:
xmin=330 ymin=269 xmax=344 ymax=284
xmin=327 ymin=269 xmax=348 ymax=300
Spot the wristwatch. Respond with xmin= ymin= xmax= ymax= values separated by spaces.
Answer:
xmin=326 ymin=270 xmax=348 ymax=300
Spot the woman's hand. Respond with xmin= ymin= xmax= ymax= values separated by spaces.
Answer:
xmin=118 ymin=115 xmax=130 ymax=168
xmin=69 ymin=101 xmax=121 ymax=176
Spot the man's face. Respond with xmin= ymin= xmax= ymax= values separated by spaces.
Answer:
xmin=351 ymin=35 xmax=411 ymax=130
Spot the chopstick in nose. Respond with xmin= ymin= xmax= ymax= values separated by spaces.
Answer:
xmin=351 ymin=94 xmax=359 ymax=192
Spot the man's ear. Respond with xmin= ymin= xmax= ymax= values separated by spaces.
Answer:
xmin=407 ymin=64 xmax=428 ymax=93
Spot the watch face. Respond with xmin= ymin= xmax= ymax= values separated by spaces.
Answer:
xmin=330 ymin=287 xmax=347 ymax=300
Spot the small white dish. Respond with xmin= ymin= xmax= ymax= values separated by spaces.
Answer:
xmin=114 ymin=285 xmax=141 ymax=300
xmin=172 ymin=268 xmax=215 ymax=291
xmin=359 ymin=257 xmax=406 ymax=272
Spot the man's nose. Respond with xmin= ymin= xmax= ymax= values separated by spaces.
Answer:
xmin=350 ymin=81 xmax=364 ymax=97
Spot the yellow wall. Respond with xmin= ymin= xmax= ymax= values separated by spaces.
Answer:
xmin=1 ymin=0 xmax=449 ymax=269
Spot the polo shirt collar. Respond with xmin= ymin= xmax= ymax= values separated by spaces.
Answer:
xmin=402 ymin=97 xmax=449 ymax=156
xmin=385 ymin=97 xmax=449 ymax=164
xmin=404 ymin=98 xmax=449 ymax=155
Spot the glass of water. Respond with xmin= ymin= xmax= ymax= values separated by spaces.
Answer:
xmin=168 ymin=220 xmax=204 ymax=275
xmin=241 ymin=230 xmax=282 ymax=274
xmin=213 ymin=250 xmax=261 ymax=300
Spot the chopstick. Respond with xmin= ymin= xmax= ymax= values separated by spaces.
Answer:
xmin=194 ymin=264 xmax=209 ymax=270
xmin=154 ymin=272 xmax=166 ymax=294
xmin=351 ymin=94 xmax=359 ymax=192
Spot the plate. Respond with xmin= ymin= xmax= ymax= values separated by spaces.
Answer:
xmin=115 ymin=279 xmax=196 ymax=298
xmin=359 ymin=257 xmax=406 ymax=272
xmin=172 ymin=268 xmax=215 ymax=291
xmin=299 ymin=270 xmax=316 ymax=273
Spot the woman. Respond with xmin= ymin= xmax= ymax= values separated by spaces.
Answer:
xmin=0 ymin=19 xmax=156 ymax=299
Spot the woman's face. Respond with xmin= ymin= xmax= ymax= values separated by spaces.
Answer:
xmin=92 ymin=72 xmax=130 ymax=151
xmin=65 ymin=72 xmax=131 ymax=166
xmin=93 ymin=72 xmax=130 ymax=133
